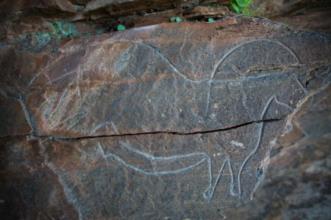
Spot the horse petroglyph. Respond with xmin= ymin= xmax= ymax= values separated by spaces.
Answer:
xmin=38 ymin=38 xmax=306 ymax=203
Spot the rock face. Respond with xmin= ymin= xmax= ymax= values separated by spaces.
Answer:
xmin=234 ymin=83 xmax=331 ymax=220
xmin=0 ymin=0 xmax=203 ymax=20
xmin=247 ymin=0 xmax=330 ymax=17
xmin=1 ymin=17 xmax=331 ymax=219
xmin=248 ymin=0 xmax=331 ymax=33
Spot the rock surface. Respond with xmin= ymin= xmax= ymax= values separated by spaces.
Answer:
xmin=247 ymin=0 xmax=330 ymax=17
xmin=1 ymin=17 xmax=331 ymax=219
xmin=275 ymin=7 xmax=331 ymax=33
xmin=234 ymin=82 xmax=331 ymax=220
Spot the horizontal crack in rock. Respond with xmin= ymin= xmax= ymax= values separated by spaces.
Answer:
xmin=26 ymin=117 xmax=283 ymax=141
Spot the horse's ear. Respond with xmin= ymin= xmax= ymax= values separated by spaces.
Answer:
xmin=212 ymin=39 xmax=300 ymax=81
xmin=263 ymin=96 xmax=294 ymax=120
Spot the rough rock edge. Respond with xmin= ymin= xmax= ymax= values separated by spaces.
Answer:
xmin=245 ymin=81 xmax=331 ymax=219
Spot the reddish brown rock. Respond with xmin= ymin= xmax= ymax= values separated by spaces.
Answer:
xmin=247 ymin=0 xmax=329 ymax=17
xmin=1 ymin=17 xmax=331 ymax=220
xmin=275 ymin=7 xmax=331 ymax=33
xmin=2 ymin=18 xmax=331 ymax=138
xmin=0 ymin=137 xmax=79 ymax=219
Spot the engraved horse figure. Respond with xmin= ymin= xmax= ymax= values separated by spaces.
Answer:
xmin=94 ymin=39 xmax=305 ymax=202
xmin=35 ymin=37 xmax=306 ymax=202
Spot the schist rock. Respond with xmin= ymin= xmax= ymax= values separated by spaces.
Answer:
xmin=0 ymin=0 xmax=201 ymax=21
xmin=233 ymin=83 xmax=331 ymax=220
xmin=1 ymin=17 xmax=331 ymax=220
xmin=3 ymin=18 xmax=331 ymax=138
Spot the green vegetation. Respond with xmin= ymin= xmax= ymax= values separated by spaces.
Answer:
xmin=116 ymin=24 xmax=126 ymax=31
xmin=207 ymin=18 xmax=215 ymax=23
xmin=34 ymin=32 xmax=52 ymax=47
xmin=170 ymin=16 xmax=183 ymax=23
xmin=16 ymin=20 xmax=79 ymax=52
xmin=230 ymin=0 xmax=252 ymax=14
xmin=50 ymin=21 xmax=79 ymax=39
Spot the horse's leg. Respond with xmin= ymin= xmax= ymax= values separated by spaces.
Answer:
xmin=236 ymin=96 xmax=275 ymax=197
xmin=202 ymin=156 xmax=229 ymax=202
xmin=227 ymin=158 xmax=240 ymax=197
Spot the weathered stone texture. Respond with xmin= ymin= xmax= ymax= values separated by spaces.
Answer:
xmin=0 ymin=137 xmax=79 ymax=219
xmin=2 ymin=19 xmax=331 ymax=138
xmin=1 ymin=17 xmax=331 ymax=219
xmin=233 ymin=83 xmax=331 ymax=220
